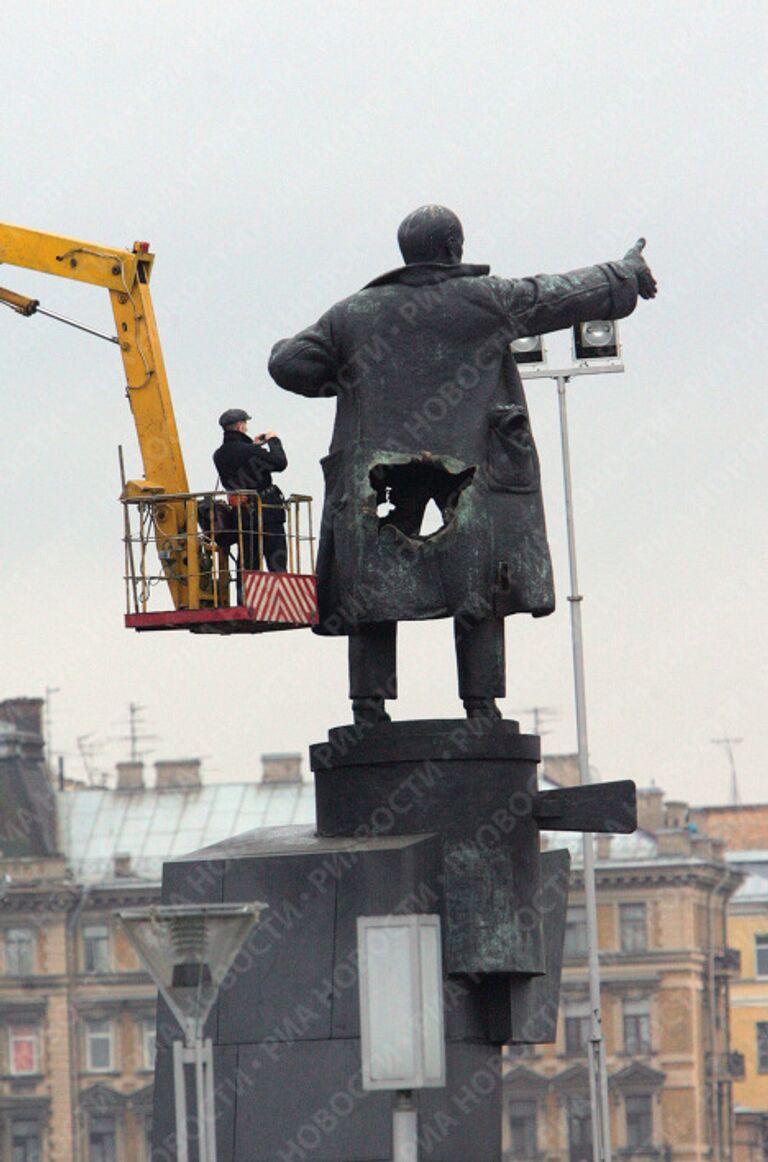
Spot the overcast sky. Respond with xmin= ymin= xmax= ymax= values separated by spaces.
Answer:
xmin=2 ymin=1 xmax=766 ymax=805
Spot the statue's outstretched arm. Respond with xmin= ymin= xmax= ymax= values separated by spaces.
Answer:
xmin=495 ymin=238 xmax=657 ymax=338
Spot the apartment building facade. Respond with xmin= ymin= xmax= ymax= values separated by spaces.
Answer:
xmin=0 ymin=698 xmax=756 ymax=1161
xmin=501 ymin=775 xmax=743 ymax=1162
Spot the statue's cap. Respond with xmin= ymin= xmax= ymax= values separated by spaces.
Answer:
xmin=397 ymin=205 xmax=464 ymax=264
xmin=219 ymin=408 xmax=251 ymax=428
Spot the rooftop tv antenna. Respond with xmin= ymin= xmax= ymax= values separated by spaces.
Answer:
xmin=513 ymin=706 xmax=559 ymax=737
xmin=114 ymin=702 xmax=158 ymax=763
xmin=76 ymin=734 xmax=110 ymax=787
xmin=711 ymin=736 xmax=742 ymax=805
xmin=44 ymin=685 xmax=60 ymax=772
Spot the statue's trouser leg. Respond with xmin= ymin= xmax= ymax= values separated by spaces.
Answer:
xmin=349 ymin=622 xmax=397 ymax=722
xmin=454 ymin=616 xmax=505 ymax=717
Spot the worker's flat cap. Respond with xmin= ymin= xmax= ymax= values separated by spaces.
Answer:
xmin=219 ymin=408 xmax=251 ymax=428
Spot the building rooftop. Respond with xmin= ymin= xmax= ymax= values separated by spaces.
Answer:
xmin=549 ymin=829 xmax=659 ymax=865
xmin=732 ymin=873 xmax=768 ymax=902
xmin=56 ymin=780 xmax=315 ymax=882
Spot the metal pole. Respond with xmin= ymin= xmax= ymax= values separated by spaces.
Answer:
xmin=203 ymin=1038 xmax=219 ymax=1162
xmin=30 ymin=302 xmax=120 ymax=344
xmin=173 ymin=1040 xmax=189 ymax=1162
xmin=193 ymin=1037 xmax=211 ymax=1162
xmin=556 ymin=375 xmax=612 ymax=1162
xmin=393 ymin=1090 xmax=418 ymax=1162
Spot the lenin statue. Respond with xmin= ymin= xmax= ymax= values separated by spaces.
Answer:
xmin=269 ymin=206 xmax=657 ymax=724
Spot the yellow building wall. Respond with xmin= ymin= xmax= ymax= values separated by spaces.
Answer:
xmin=729 ymin=910 xmax=768 ymax=1109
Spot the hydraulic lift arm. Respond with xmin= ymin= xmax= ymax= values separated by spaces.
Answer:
xmin=0 ymin=222 xmax=201 ymax=610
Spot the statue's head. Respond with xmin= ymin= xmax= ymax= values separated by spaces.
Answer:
xmin=397 ymin=205 xmax=464 ymax=265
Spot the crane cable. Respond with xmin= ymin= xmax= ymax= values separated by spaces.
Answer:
xmin=0 ymin=292 xmax=119 ymax=344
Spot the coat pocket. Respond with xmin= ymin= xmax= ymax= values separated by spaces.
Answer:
xmin=320 ymin=449 xmax=348 ymax=514
xmin=486 ymin=404 xmax=540 ymax=492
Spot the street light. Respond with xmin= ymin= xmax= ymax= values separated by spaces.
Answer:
xmin=572 ymin=319 xmax=621 ymax=362
xmin=357 ymin=914 xmax=446 ymax=1162
xmin=117 ymin=902 xmax=266 ymax=1162
xmin=511 ymin=334 xmax=547 ymax=365
xmin=515 ymin=324 xmax=624 ymax=1162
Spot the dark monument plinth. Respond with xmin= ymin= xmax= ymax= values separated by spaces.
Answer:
xmin=151 ymin=719 xmax=635 ymax=1161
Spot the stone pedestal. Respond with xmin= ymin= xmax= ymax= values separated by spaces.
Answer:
xmin=312 ymin=719 xmax=543 ymax=975
xmin=148 ymin=719 xmax=614 ymax=1161
xmin=151 ymin=828 xmax=505 ymax=1161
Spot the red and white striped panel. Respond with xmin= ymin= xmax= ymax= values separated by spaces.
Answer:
xmin=242 ymin=572 xmax=319 ymax=625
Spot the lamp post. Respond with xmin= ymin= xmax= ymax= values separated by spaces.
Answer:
xmin=117 ymin=901 xmax=266 ymax=1162
xmin=514 ymin=321 xmax=625 ymax=1162
xmin=357 ymin=914 xmax=446 ymax=1162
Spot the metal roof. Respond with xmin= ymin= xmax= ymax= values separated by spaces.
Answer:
xmin=731 ymin=871 xmax=768 ymax=902
xmin=56 ymin=772 xmax=664 ymax=883
xmin=550 ymin=830 xmax=658 ymax=865
xmin=56 ymin=782 xmax=315 ymax=882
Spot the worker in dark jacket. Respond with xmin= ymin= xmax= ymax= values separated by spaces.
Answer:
xmin=213 ymin=408 xmax=288 ymax=572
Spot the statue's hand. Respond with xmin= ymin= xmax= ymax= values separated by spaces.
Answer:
xmin=624 ymin=237 xmax=657 ymax=299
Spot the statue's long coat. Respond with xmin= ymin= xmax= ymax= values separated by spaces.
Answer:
xmin=269 ymin=258 xmax=639 ymax=635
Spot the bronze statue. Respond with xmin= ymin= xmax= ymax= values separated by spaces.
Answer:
xmin=269 ymin=206 xmax=656 ymax=723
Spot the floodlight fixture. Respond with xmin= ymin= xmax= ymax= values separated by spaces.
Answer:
xmin=511 ymin=334 xmax=546 ymax=365
xmin=117 ymin=901 xmax=266 ymax=1162
xmin=572 ymin=319 xmax=621 ymax=362
xmin=358 ymin=914 xmax=445 ymax=1162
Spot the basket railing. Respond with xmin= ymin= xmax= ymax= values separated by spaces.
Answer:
xmin=122 ymin=490 xmax=315 ymax=616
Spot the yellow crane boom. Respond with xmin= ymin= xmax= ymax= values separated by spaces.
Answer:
xmin=0 ymin=221 xmax=204 ymax=611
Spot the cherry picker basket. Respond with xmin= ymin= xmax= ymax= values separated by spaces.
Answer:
xmin=122 ymin=490 xmax=318 ymax=634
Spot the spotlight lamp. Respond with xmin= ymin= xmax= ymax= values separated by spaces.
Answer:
xmin=511 ymin=334 xmax=546 ymax=365
xmin=572 ymin=319 xmax=621 ymax=362
xmin=116 ymin=903 xmax=264 ymax=1038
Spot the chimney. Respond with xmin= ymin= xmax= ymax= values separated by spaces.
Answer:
xmin=636 ymin=786 xmax=665 ymax=833
xmin=656 ymin=828 xmax=693 ymax=857
xmin=155 ymin=759 xmax=202 ymax=789
xmin=665 ymin=800 xmax=689 ymax=829
xmin=541 ymin=754 xmax=581 ymax=788
xmin=596 ymin=835 xmax=612 ymax=860
xmin=116 ymin=761 xmax=145 ymax=791
xmin=113 ymin=852 xmax=133 ymax=878
xmin=0 ymin=698 xmax=45 ymax=762
xmin=691 ymin=834 xmax=715 ymax=860
xmin=261 ymin=753 xmax=303 ymax=784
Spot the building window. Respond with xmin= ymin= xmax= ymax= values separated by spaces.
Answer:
xmin=89 ymin=1115 xmax=117 ymax=1162
xmin=756 ymin=1022 xmax=768 ymax=1072
xmin=83 ymin=925 xmax=110 ymax=973
xmin=567 ymin=1095 xmax=593 ymax=1162
xmin=623 ymin=998 xmax=652 ymax=1055
xmin=5 ymin=927 xmax=34 ymax=975
xmin=619 ymin=903 xmax=647 ymax=953
xmin=625 ymin=1093 xmax=653 ymax=1149
xmin=143 ymin=1020 xmax=156 ymax=1070
xmin=564 ymin=1001 xmax=591 ymax=1056
xmin=85 ymin=1019 xmax=114 ymax=1072
xmin=755 ymin=934 xmax=768 ymax=977
xmin=9 ymin=1025 xmax=39 ymax=1075
xmin=564 ymin=906 xmax=588 ymax=958
xmin=508 ymin=1099 xmax=538 ymax=1158
xmin=11 ymin=1118 xmax=41 ymax=1162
